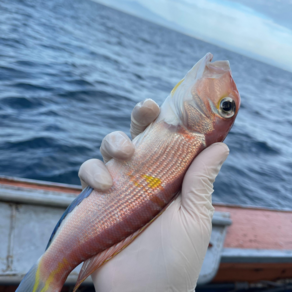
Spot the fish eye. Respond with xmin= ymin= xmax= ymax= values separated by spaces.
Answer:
xmin=219 ymin=97 xmax=236 ymax=118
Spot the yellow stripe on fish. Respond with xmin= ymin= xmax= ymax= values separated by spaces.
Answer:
xmin=128 ymin=173 xmax=162 ymax=189
xmin=32 ymin=265 xmax=41 ymax=292
xmin=171 ymin=79 xmax=184 ymax=96
xmin=143 ymin=175 xmax=162 ymax=189
xmin=40 ymin=258 xmax=69 ymax=292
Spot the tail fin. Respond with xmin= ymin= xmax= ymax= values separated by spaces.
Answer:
xmin=16 ymin=258 xmax=47 ymax=292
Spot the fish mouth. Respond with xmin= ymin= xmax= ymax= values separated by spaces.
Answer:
xmin=210 ymin=60 xmax=231 ymax=71
xmin=206 ymin=60 xmax=232 ymax=79
xmin=188 ymin=53 xmax=232 ymax=80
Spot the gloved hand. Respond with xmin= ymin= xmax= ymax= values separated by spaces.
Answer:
xmin=78 ymin=99 xmax=229 ymax=292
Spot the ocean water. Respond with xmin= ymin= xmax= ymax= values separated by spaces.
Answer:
xmin=0 ymin=0 xmax=291 ymax=210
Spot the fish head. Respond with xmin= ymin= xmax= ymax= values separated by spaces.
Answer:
xmin=162 ymin=53 xmax=241 ymax=146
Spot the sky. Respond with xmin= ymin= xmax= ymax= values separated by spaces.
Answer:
xmin=93 ymin=0 xmax=292 ymax=72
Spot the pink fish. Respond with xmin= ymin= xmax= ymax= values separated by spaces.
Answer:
xmin=16 ymin=53 xmax=240 ymax=292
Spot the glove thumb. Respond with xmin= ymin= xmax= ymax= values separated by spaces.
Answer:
xmin=181 ymin=142 xmax=229 ymax=221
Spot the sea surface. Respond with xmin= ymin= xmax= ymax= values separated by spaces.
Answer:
xmin=0 ymin=0 xmax=291 ymax=210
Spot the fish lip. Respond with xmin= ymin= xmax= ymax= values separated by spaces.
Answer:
xmin=205 ymin=52 xmax=214 ymax=63
xmin=193 ymin=52 xmax=213 ymax=75
xmin=187 ymin=53 xmax=214 ymax=80
xmin=209 ymin=60 xmax=231 ymax=72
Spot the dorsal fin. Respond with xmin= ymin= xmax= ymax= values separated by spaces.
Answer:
xmin=45 ymin=186 xmax=93 ymax=250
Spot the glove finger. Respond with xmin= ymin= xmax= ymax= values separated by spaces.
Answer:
xmin=181 ymin=142 xmax=229 ymax=220
xmin=100 ymin=131 xmax=135 ymax=163
xmin=78 ymin=159 xmax=113 ymax=191
xmin=130 ymin=99 xmax=160 ymax=139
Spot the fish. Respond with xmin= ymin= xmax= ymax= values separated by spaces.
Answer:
xmin=16 ymin=53 xmax=241 ymax=292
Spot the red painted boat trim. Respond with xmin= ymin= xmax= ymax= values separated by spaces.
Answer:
xmin=215 ymin=206 xmax=292 ymax=250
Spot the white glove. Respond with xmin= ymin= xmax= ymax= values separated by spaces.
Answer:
xmin=78 ymin=99 xmax=229 ymax=292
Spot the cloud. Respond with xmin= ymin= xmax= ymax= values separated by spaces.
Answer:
xmin=135 ymin=0 xmax=292 ymax=71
